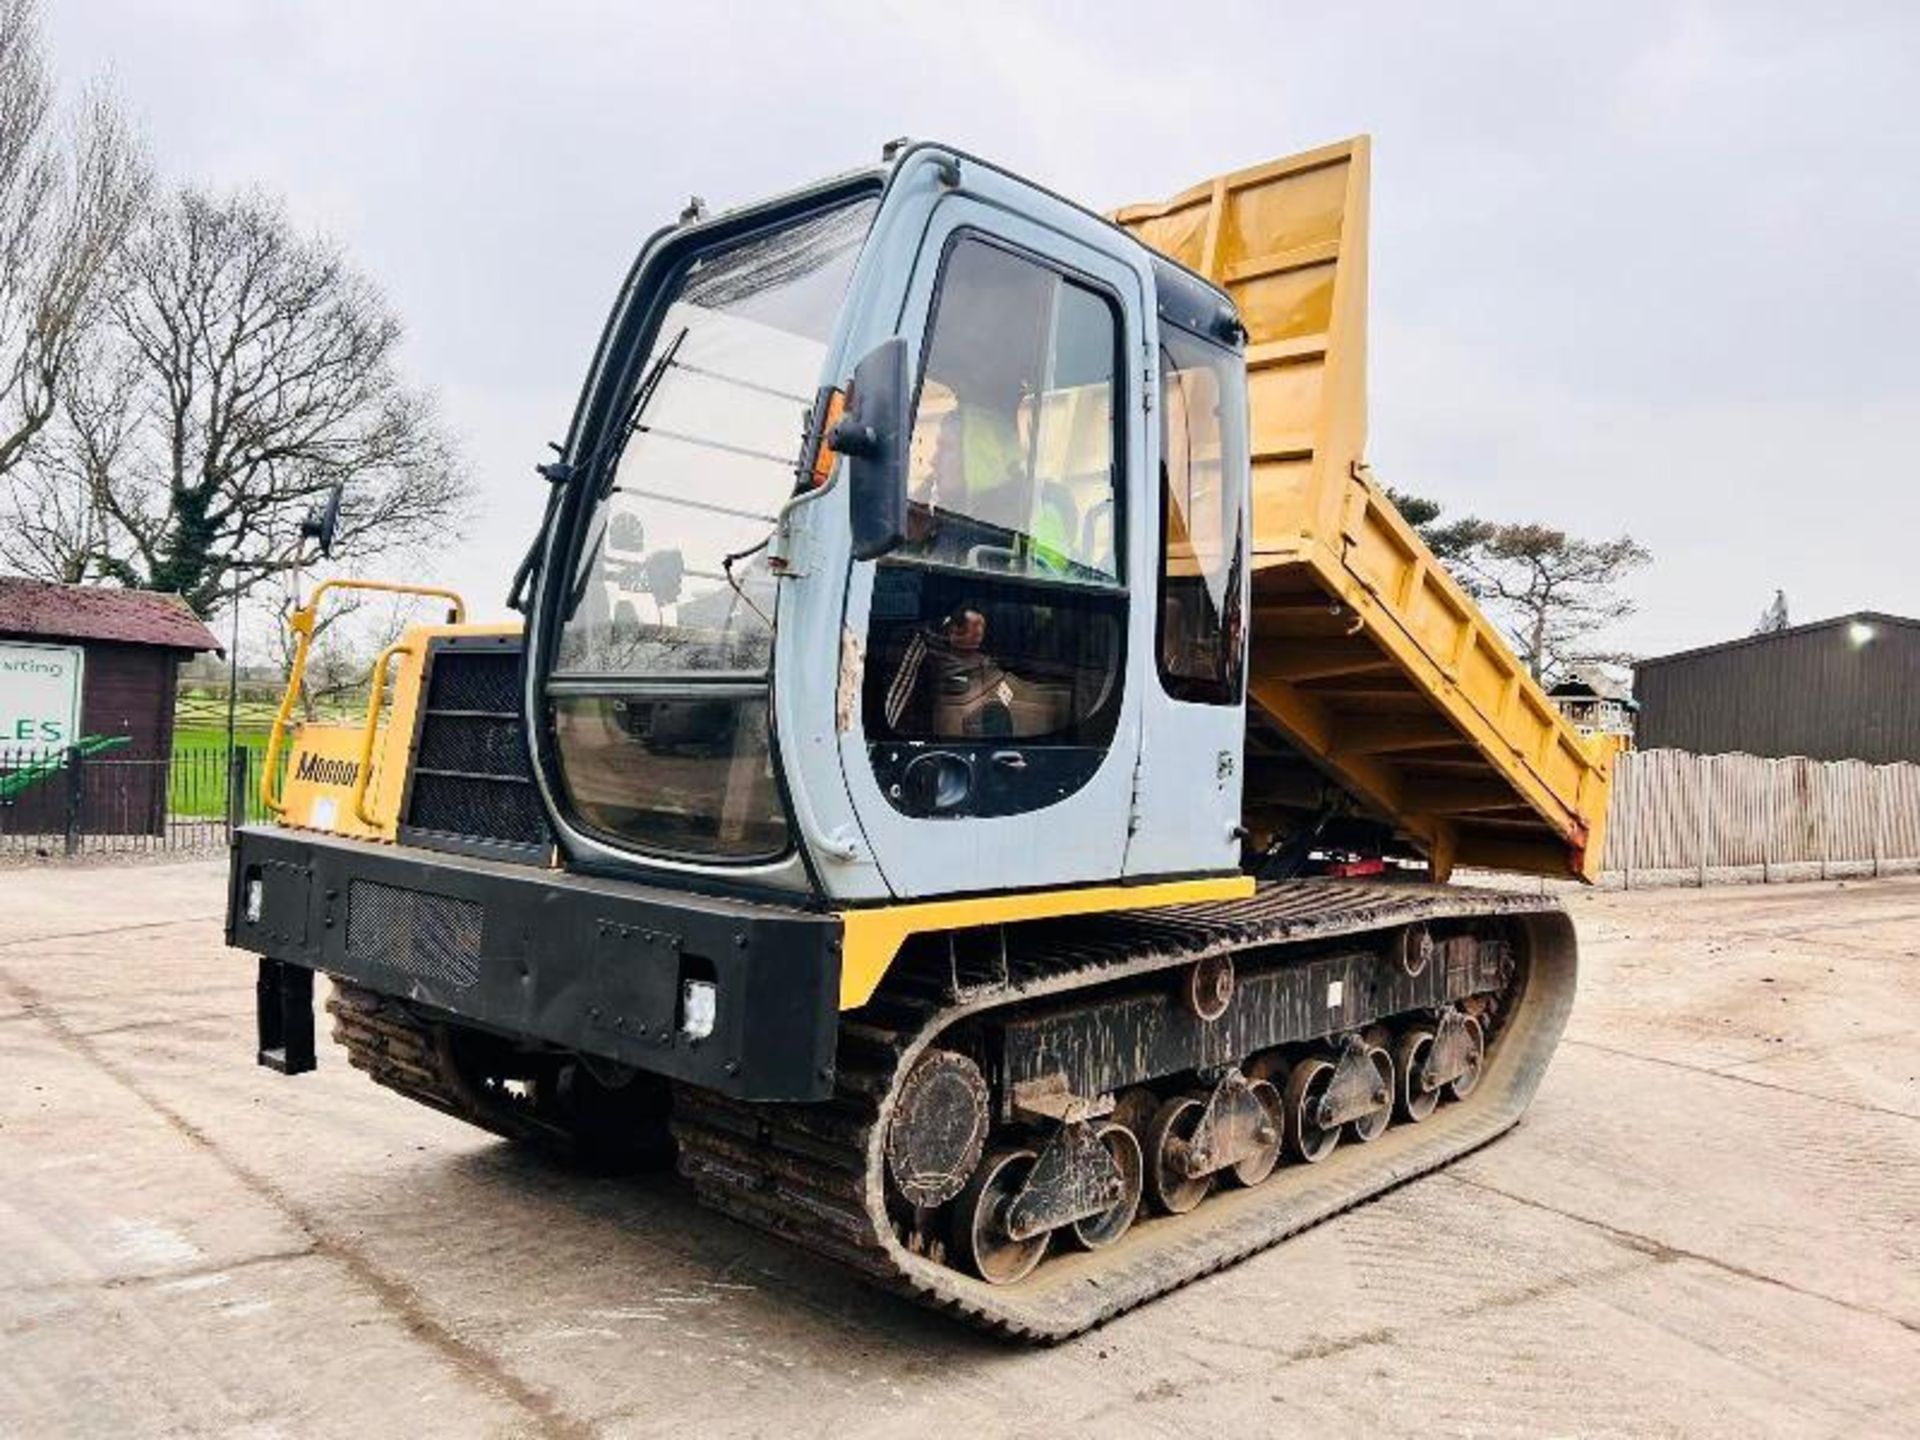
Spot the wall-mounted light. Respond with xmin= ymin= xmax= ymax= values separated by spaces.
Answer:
xmin=1847 ymin=620 xmax=1876 ymax=647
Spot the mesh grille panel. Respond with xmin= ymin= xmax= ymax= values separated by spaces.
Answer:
xmin=403 ymin=642 xmax=552 ymax=854
xmin=408 ymin=772 xmax=549 ymax=846
xmin=425 ymin=648 xmax=521 ymax=714
xmin=346 ymin=880 xmax=482 ymax=987
xmin=416 ymin=712 xmax=529 ymax=776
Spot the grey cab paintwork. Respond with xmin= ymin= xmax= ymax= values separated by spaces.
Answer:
xmin=780 ymin=147 xmax=1249 ymax=901
xmin=529 ymin=145 xmax=1249 ymax=903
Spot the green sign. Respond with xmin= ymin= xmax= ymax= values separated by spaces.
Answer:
xmin=0 ymin=641 xmax=85 ymax=756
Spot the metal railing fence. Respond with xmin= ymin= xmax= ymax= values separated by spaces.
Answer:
xmin=0 ymin=745 xmax=269 ymax=857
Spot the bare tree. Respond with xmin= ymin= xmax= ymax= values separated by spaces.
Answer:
xmin=0 ymin=0 xmax=147 ymax=479
xmin=0 ymin=330 xmax=136 ymax=579
xmin=1448 ymin=522 xmax=1651 ymax=682
xmin=28 ymin=186 xmax=471 ymax=614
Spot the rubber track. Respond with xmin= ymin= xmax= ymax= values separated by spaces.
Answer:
xmin=671 ymin=879 xmax=1578 ymax=1342
xmin=327 ymin=984 xmax=565 ymax=1148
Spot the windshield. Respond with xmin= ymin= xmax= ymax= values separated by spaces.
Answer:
xmin=556 ymin=197 xmax=879 ymax=676
xmin=546 ymin=194 xmax=876 ymax=866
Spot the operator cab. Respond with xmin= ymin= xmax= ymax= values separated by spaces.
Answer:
xmin=525 ymin=145 xmax=1251 ymax=904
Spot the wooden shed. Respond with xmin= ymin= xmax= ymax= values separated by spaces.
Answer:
xmin=0 ymin=578 xmax=221 ymax=835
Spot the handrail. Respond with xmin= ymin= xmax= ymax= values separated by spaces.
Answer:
xmin=260 ymin=579 xmax=467 ymax=816
xmin=351 ymin=642 xmax=414 ymax=827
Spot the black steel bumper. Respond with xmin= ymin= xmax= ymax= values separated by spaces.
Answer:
xmin=227 ymin=825 xmax=843 ymax=1101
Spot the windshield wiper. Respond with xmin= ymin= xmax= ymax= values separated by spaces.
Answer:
xmin=596 ymin=325 xmax=689 ymax=497
xmin=523 ymin=325 xmax=692 ymax=619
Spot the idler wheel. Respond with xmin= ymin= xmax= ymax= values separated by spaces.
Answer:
xmin=1394 ymin=1028 xmax=1440 ymax=1123
xmin=1144 ymin=1094 xmax=1213 ymax=1214
xmin=1067 ymin=1123 xmax=1145 ymax=1251
xmin=1226 ymin=1078 xmax=1285 ymax=1187
xmin=1284 ymin=1057 xmax=1341 ymax=1163
xmin=1348 ymin=1046 xmax=1395 ymax=1143
xmin=885 ymin=1049 xmax=990 ymax=1209
xmin=953 ymin=1148 xmax=1049 ymax=1285
xmin=1446 ymin=1015 xmax=1486 ymax=1101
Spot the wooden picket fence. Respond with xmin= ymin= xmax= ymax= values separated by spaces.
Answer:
xmin=1602 ymin=748 xmax=1920 ymax=887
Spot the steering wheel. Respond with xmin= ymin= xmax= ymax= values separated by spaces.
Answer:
xmin=965 ymin=543 xmax=1022 ymax=573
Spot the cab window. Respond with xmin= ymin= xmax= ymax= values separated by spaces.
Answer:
xmin=1157 ymin=325 xmax=1247 ymax=705
xmin=899 ymin=236 xmax=1120 ymax=585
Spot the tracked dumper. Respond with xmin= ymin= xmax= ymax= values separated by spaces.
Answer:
xmin=229 ymin=138 xmax=1608 ymax=1341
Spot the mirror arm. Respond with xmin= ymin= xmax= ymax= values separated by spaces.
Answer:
xmin=828 ymin=416 xmax=880 ymax=459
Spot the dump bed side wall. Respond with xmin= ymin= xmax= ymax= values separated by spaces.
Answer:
xmin=1117 ymin=139 xmax=1368 ymax=567
xmin=1116 ymin=139 xmax=1612 ymax=881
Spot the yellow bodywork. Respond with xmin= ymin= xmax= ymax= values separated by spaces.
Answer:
xmin=1116 ymin=138 xmax=1614 ymax=881
xmin=277 ymin=722 xmax=390 ymax=840
xmin=264 ymin=578 xmax=521 ymax=842
xmin=835 ymin=875 xmax=1253 ymax=1009
xmin=274 ymin=618 xmax=528 ymax=840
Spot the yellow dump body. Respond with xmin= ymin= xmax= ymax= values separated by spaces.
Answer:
xmin=1117 ymin=138 xmax=1612 ymax=881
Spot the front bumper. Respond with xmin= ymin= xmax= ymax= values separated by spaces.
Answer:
xmin=227 ymin=825 xmax=843 ymax=1101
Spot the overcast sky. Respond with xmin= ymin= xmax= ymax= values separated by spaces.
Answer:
xmin=45 ymin=1 xmax=1920 ymax=658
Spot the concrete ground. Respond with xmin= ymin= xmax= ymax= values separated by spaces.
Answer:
xmin=2 ymin=862 xmax=1916 ymax=1439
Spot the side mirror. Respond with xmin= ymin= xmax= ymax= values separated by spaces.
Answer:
xmin=299 ymin=482 xmax=344 ymax=559
xmin=832 ymin=337 xmax=909 ymax=561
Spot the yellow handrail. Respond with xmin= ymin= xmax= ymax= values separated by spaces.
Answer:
xmin=260 ymin=579 xmax=467 ymax=816
xmin=351 ymin=642 xmax=414 ymax=826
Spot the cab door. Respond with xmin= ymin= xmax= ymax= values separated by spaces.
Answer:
xmin=838 ymin=185 xmax=1152 ymax=899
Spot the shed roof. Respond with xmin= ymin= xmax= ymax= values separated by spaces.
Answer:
xmin=0 ymin=577 xmax=222 ymax=654
xmin=1634 ymin=610 xmax=1919 ymax=673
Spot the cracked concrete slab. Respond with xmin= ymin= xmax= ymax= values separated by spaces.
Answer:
xmin=3 ymin=860 xmax=1917 ymax=1437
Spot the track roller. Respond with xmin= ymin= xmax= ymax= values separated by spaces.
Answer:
xmin=1424 ymin=1008 xmax=1487 ymax=1102
xmin=1395 ymin=1027 xmax=1440 ymax=1122
xmin=1145 ymin=1094 xmax=1214 ymax=1214
xmin=1348 ymin=1045 xmax=1395 ymax=1143
xmin=1227 ymin=1079 xmax=1284 ymax=1186
xmin=1447 ymin=1015 xmax=1486 ymax=1100
xmin=1285 ymin=1056 xmax=1341 ymax=1163
xmin=1066 ymin=1124 xmax=1144 ymax=1250
xmin=955 ymin=1148 xmax=1049 ymax=1285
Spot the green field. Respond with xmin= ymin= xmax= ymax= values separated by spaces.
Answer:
xmin=176 ymin=686 xmax=359 ymax=726
xmin=165 ymin=743 xmax=254 ymax=819
xmin=169 ymin=690 xmax=353 ymax=818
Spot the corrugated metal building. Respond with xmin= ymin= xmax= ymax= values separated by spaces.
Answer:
xmin=1633 ymin=611 xmax=1920 ymax=763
